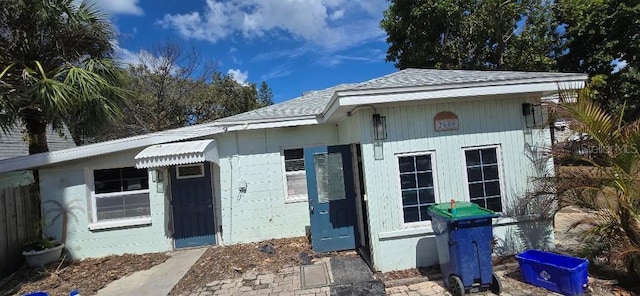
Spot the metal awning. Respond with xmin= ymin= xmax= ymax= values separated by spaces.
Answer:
xmin=134 ymin=139 xmax=218 ymax=169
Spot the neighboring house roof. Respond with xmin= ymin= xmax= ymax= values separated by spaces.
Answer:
xmin=0 ymin=68 xmax=588 ymax=173
xmin=0 ymin=124 xmax=76 ymax=160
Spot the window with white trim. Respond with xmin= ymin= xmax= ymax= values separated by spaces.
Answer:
xmin=464 ymin=147 xmax=503 ymax=212
xmin=283 ymin=148 xmax=308 ymax=202
xmin=398 ymin=153 xmax=436 ymax=223
xmin=93 ymin=167 xmax=150 ymax=221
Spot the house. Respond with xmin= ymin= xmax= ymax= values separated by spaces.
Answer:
xmin=0 ymin=69 xmax=587 ymax=272
xmin=0 ymin=124 xmax=76 ymax=189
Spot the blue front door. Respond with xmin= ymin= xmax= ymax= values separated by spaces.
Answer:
xmin=170 ymin=163 xmax=216 ymax=248
xmin=304 ymin=145 xmax=357 ymax=252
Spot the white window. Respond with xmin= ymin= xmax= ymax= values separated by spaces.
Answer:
xmin=283 ymin=148 xmax=308 ymax=202
xmin=464 ymin=146 xmax=503 ymax=212
xmin=397 ymin=153 xmax=437 ymax=223
xmin=92 ymin=167 xmax=150 ymax=222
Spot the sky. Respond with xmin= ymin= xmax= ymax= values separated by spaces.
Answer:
xmin=97 ymin=0 xmax=397 ymax=103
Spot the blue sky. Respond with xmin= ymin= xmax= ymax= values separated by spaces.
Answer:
xmin=97 ymin=0 xmax=396 ymax=103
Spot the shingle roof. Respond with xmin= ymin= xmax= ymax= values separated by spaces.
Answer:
xmin=217 ymin=83 xmax=358 ymax=122
xmin=218 ymin=69 xmax=583 ymax=122
xmin=351 ymin=68 xmax=583 ymax=90
xmin=0 ymin=125 xmax=76 ymax=160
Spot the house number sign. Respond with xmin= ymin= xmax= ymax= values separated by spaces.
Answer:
xmin=434 ymin=111 xmax=459 ymax=131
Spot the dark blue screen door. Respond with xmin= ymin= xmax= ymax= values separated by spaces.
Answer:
xmin=304 ymin=145 xmax=357 ymax=252
xmin=170 ymin=163 xmax=216 ymax=248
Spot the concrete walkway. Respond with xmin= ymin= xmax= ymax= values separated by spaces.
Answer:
xmin=96 ymin=248 xmax=206 ymax=296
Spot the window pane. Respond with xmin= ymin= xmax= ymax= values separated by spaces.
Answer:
xmin=95 ymin=180 xmax=122 ymax=194
xmin=419 ymin=205 xmax=432 ymax=221
xmin=286 ymin=174 xmax=308 ymax=197
xmin=485 ymin=181 xmax=501 ymax=196
xmin=467 ymin=167 xmax=483 ymax=182
xmin=481 ymin=148 xmax=497 ymax=164
xmin=94 ymin=169 xmax=120 ymax=182
xmin=417 ymin=172 xmax=433 ymax=188
xmin=403 ymin=207 xmax=419 ymax=223
xmin=400 ymin=174 xmax=417 ymax=189
xmin=402 ymin=190 xmax=418 ymax=206
xmin=415 ymin=155 xmax=432 ymax=171
xmin=470 ymin=198 xmax=486 ymax=208
xmin=465 ymin=150 xmax=481 ymax=166
xmin=123 ymin=177 xmax=149 ymax=191
xmin=398 ymin=156 xmax=415 ymax=173
xmin=315 ymin=153 xmax=346 ymax=203
xmin=96 ymin=193 xmax=150 ymax=221
xmin=122 ymin=167 xmax=147 ymax=179
xmin=177 ymin=165 xmax=203 ymax=177
xmin=469 ymin=183 xmax=485 ymax=198
xmin=483 ymin=165 xmax=499 ymax=180
xmin=418 ymin=188 xmax=436 ymax=205
xmin=486 ymin=197 xmax=502 ymax=212
xmin=285 ymin=159 xmax=305 ymax=171
xmin=418 ymin=188 xmax=435 ymax=204
xmin=284 ymin=149 xmax=304 ymax=160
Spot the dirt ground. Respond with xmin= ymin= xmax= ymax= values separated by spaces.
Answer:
xmin=0 ymin=253 xmax=168 ymax=296
xmin=169 ymin=236 xmax=313 ymax=295
xmin=3 ymin=207 xmax=640 ymax=296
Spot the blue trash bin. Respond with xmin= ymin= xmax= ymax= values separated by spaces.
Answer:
xmin=428 ymin=201 xmax=501 ymax=295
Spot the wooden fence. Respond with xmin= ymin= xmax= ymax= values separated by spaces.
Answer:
xmin=0 ymin=185 xmax=40 ymax=278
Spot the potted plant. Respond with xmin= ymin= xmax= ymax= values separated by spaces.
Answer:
xmin=22 ymin=199 xmax=82 ymax=267
xmin=22 ymin=236 xmax=64 ymax=267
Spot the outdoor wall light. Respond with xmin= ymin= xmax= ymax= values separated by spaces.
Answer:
xmin=373 ymin=113 xmax=387 ymax=140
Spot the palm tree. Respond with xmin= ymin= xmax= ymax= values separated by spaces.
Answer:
xmin=0 ymin=0 xmax=128 ymax=152
xmin=553 ymin=87 xmax=640 ymax=278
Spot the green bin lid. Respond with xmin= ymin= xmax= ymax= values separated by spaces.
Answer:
xmin=428 ymin=201 xmax=497 ymax=220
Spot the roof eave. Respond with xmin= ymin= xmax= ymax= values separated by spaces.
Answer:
xmin=321 ymin=75 xmax=588 ymax=122
xmin=0 ymin=116 xmax=319 ymax=173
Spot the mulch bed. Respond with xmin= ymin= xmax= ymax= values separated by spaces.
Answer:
xmin=0 ymin=253 xmax=169 ymax=296
xmin=170 ymin=236 xmax=314 ymax=296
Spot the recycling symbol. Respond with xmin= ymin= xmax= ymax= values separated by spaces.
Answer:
xmin=540 ymin=270 xmax=551 ymax=281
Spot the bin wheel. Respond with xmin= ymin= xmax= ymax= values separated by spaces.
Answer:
xmin=449 ymin=275 xmax=465 ymax=296
xmin=490 ymin=272 xmax=502 ymax=295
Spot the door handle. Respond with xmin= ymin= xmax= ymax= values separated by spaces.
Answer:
xmin=208 ymin=204 xmax=213 ymax=208
xmin=310 ymin=206 xmax=314 ymax=214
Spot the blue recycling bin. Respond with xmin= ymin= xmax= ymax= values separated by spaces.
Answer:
xmin=428 ymin=201 xmax=501 ymax=295
xmin=516 ymin=250 xmax=588 ymax=295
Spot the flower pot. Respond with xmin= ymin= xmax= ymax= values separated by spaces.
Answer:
xmin=22 ymin=243 xmax=65 ymax=267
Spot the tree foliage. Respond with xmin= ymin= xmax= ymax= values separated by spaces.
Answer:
xmin=91 ymin=42 xmax=274 ymax=142
xmin=381 ymin=0 xmax=639 ymax=119
xmin=552 ymin=87 xmax=640 ymax=278
xmin=0 ymin=0 xmax=128 ymax=152
xmin=554 ymin=0 xmax=640 ymax=121
xmin=381 ymin=0 xmax=559 ymax=71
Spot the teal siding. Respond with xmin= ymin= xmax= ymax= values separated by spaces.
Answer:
xmin=357 ymin=97 xmax=555 ymax=272
xmin=39 ymin=149 xmax=173 ymax=259
xmin=215 ymin=125 xmax=339 ymax=244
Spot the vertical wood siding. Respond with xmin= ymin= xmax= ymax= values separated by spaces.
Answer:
xmin=357 ymin=97 xmax=554 ymax=271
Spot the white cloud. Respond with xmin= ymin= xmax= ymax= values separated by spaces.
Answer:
xmin=329 ymin=9 xmax=345 ymax=20
xmin=94 ymin=0 xmax=143 ymax=16
xmin=228 ymin=69 xmax=249 ymax=85
xmin=158 ymin=0 xmax=386 ymax=52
